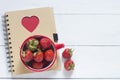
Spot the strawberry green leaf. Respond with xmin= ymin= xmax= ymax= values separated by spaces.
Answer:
xmin=69 ymin=49 xmax=73 ymax=57
xmin=70 ymin=63 xmax=75 ymax=70
xmin=28 ymin=45 xmax=37 ymax=51
xmin=29 ymin=39 xmax=33 ymax=45
xmin=33 ymin=40 xmax=39 ymax=46
xmin=22 ymin=51 xmax=26 ymax=57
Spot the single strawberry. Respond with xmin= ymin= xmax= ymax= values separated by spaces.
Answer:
xmin=40 ymin=38 xmax=51 ymax=49
xmin=21 ymin=50 xmax=33 ymax=62
xmin=62 ymin=48 xmax=73 ymax=59
xmin=32 ymin=62 xmax=43 ymax=69
xmin=44 ymin=49 xmax=54 ymax=62
xmin=34 ymin=51 xmax=43 ymax=62
xmin=64 ymin=59 xmax=75 ymax=71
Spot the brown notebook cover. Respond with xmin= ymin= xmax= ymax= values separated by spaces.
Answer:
xmin=5 ymin=7 xmax=61 ymax=76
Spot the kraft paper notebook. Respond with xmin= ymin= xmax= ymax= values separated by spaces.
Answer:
xmin=4 ymin=7 xmax=61 ymax=76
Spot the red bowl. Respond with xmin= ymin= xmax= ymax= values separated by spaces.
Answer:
xmin=20 ymin=35 xmax=64 ymax=72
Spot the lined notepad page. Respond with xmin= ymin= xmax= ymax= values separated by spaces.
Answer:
xmin=0 ymin=0 xmax=120 ymax=80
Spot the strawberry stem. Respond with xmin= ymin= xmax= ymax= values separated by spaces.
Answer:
xmin=33 ymin=52 xmax=38 ymax=56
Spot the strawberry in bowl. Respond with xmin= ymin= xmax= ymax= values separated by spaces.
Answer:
xmin=33 ymin=51 xmax=44 ymax=62
xmin=20 ymin=35 xmax=64 ymax=72
xmin=21 ymin=50 xmax=33 ymax=62
xmin=44 ymin=49 xmax=54 ymax=62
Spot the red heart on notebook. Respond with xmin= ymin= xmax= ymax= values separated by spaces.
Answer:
xmin=21 ymin=16 xmax=39 ymax=32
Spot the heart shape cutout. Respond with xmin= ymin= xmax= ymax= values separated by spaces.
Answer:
xmin=21 ymin=16 xmax=39 ymax=32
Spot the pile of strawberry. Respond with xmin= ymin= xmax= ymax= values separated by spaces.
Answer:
xmin=62 ymin=48 xmax=75 ymax=71
xmin=21 ymin=37 xmax=54 ymax=69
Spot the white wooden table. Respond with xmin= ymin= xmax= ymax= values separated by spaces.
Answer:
xmin=0 ymin=0 xmax=120 ymax=80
